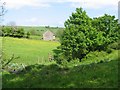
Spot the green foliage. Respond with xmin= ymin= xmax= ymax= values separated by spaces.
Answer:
xmin=59 ymin=8 xmax=94 ymax=61
xmin=54 ymin=49 xmax=118 ymax=68
xmin=6 ymin=63 xmax=26 ymax=74
xmin=29 ymin=29 xmax=41 ymax=36
xmin=14 ymin=28 xmax=25 ymax=38
xmin=1 ymin=27 xmax=25 ymax=38
xmin=54 ymin=8 xmax=119 ymax=64
xmin=92 ymin=14 xmax=119 ymax=45
xmin=1 ymin=54 xmax=19 ymax=69
xmin=45 ymin=26 xmax=50 ymax=28
xmin=2 ymin=60 xmax=118 ymax=88
xmin=81 ymin=51 xmax=108 ymax=63
xmin=108 ymin=41 xmax=120 ymax=50
xmin=55 ymin=29 xmax=64 ymax=41
xmin=0 ymin=26 xmax=64 ymax=40
xmin=26 ymin=31 xmax=30 ymax=38
xmin=1 ymin=53 xmax=26 ymax=74
xmin=1 ymin=27 xmax=11 ymax=36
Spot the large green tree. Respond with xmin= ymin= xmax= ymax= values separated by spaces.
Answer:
xmin=92 ymin=14 xmax=119 ymax=44
xmin=58 ymin=8 xmax=97 ymax=62
xmin=55 ymin=8 xmax=119 ymax=64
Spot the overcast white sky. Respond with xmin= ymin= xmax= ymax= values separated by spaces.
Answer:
xmin=2 ymin=0 xmax=119 ymax=27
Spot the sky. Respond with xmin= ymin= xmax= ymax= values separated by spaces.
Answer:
xmin=1 ymin=0 xmax=120 ymax=27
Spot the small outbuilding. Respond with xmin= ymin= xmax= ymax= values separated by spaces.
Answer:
xmin=43 ymin=30 xmax=55 ymax=41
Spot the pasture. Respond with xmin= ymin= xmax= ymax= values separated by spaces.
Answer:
xmin=1 ymin=36 xmax=119 ymax=88
xmin=1 ymin=30 xmax=119 ymax=88
xmin=2 ymin=37 xmax=60 ymax=65
xmin=19 ymin=26 xmax=64 ymax=33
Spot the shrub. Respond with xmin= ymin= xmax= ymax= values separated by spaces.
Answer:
xmin=7 ymin=63 xmax=26 ymax=74
xmin=26 ymin=31 xmax=30 ymax=38
xmin=1 ymin=54 xmax=20 ymax=69
xmin=2 ymin=27 xmax=25 ymax=38
xmin=108 ymin=42 xmax=120 ymax=50
xmin=81 ymin=51 xmax=109 ymax=64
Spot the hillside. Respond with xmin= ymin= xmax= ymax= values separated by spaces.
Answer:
xmin=18 ymin=26 xmax=64 ymax=33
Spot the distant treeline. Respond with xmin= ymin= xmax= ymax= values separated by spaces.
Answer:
xmin=0 ymin=26 xmax=64 ymax=40
xmin=0 ymin=26 xmax=30 ymax=38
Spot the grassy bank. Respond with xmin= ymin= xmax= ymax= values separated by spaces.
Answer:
xmin=2 ymin=59 xmax=118 ymax=88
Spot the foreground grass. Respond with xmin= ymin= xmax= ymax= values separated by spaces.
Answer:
xmin=2 ymin=37 xmax=60 ymax=65
xmin=2 ymin=59 xmax=118 ymax=88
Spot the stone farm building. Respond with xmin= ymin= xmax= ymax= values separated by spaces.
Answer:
xmin=43 ymin=30 xmax=55 ymax=41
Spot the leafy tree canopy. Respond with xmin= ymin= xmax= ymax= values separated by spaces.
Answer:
xmin=55 ymin=8 xmax=119 ymax=64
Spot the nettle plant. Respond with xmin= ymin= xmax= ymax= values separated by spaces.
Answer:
xmin=1 ymin=54 xmax=26 ymax=74
xmin=7 ymin=63 xmax=26 ymax=74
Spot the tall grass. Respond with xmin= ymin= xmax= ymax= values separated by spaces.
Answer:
xmin=2 ymin=59 xmax=118 ymax=88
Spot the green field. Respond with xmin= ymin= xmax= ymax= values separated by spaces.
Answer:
xmin=16 ymin=26 xmax=64 ymax=37
xmin=1 ymin=37 xmax=119 ymax=88
xmin=2 ymin=37 xmax=60 ymax=65
xmin=2 ymin=37 xmax=119 ymax=66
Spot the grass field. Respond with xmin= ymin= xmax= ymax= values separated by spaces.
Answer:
xmin=2 ymin=59 xmax=118 ymax=88
xmin=2 ymin=37 xmax=60 ymax=65
xmin=1 ymin=36 xmax=119 ymax=88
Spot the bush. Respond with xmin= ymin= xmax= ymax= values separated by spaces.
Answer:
xmin=108 ymin=42 xmax=120 ymax=50
xmin=81 ymin=51 xmax=109 ymax=64
xmin=1 ymin=54 xmax=20 ymax=69
xmin=55 ymin=29 xmax=64 ymax=41
xmin=45 ymin=26 xmax=50 ymax=28
xmin=106 ymin=48 xmax=112 ymax=53
xmin=26 ymin=31 xmax=30 ymax=38
xmin=2 ymin=27 xmax=25 ymax=38
xmin=0 ymin=30 xmax=3 ymax=36
xmin=7 ymin=63 xmax=26 ymax=74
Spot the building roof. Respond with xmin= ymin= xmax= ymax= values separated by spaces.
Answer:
xmin=43 ymin=30 xmax=54 ymax=36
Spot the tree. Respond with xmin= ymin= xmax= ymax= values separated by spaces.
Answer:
xmin=2 ymin=27 xmax=12 ymax=36
xmin=92 ymin=14 xmax=119 ymax=50
xmin=56 ymin=29 xmax=64 ymax=41
xmin=54 ymin=8 xmax=119 ymax=64
xmin=56 ymin=8 xmax=96 ymax=62
xmin=26 ymin=31 xmax=30 ymax=38
xmin=17 ymin=28 xmax=25 ymax=38
xmin=2 ymin=27 xmax=25 ymax=38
